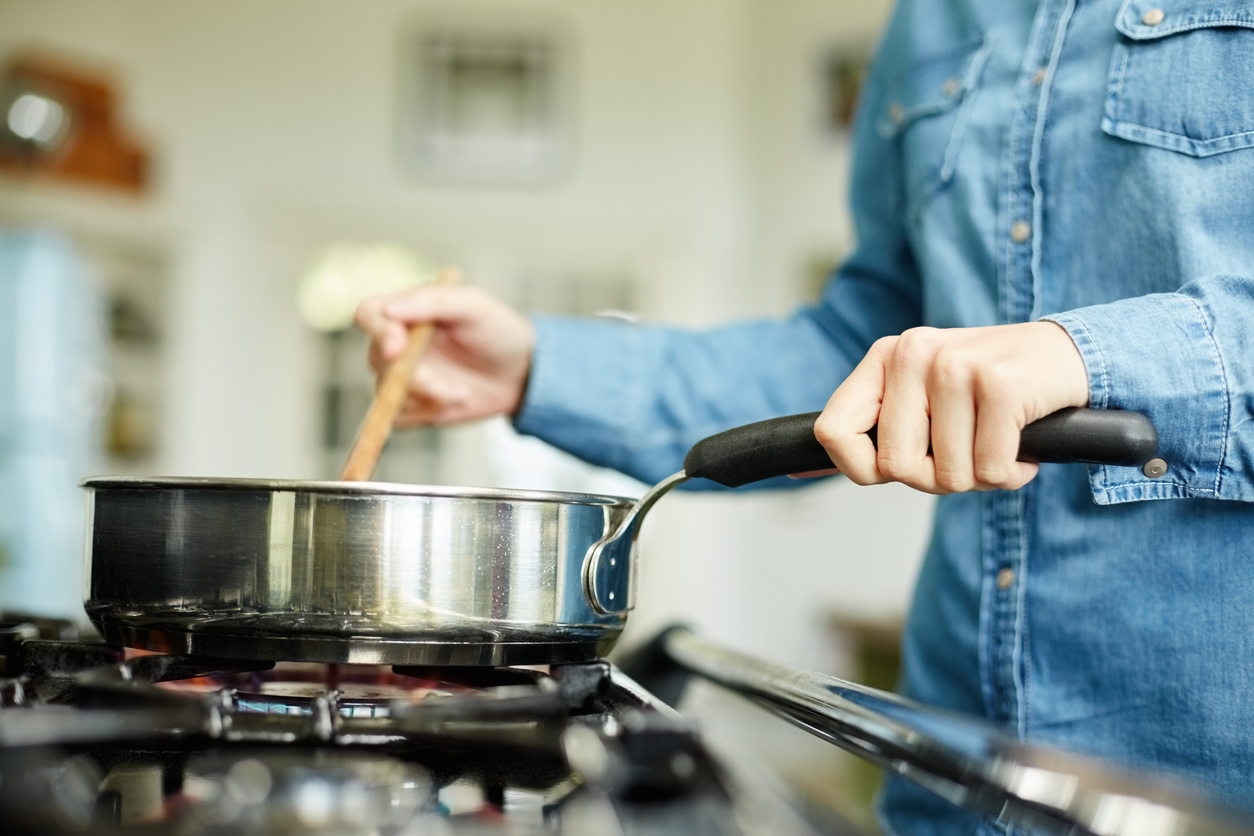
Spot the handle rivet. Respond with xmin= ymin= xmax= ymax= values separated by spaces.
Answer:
xmin=1142 ymin=458 xmax=1168 ymax=479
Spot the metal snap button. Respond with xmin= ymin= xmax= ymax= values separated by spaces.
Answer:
xmin=1011 ymin=220 xmax=1032 ymax=243
xmin=1142 ymin=8 xmax=1165 ymax=26
xmin=1032 ymin=67 xmax=1048 ymax=86
xmin=942 ymin=77 xmax=961 ymax=97
xmin=1142 ymin=458 xmax=1168 ymax=479
xmin=889 ymin=102 xmax=904 ymax=123
xmin=997 ymin=567 xmax=1016 ymax=590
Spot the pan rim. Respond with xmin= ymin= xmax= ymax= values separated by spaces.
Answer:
xmin=79 ymin=476 xmax=638 ymax=508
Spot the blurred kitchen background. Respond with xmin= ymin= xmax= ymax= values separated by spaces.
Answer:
xmin=0 ymin=0 xmax=932 ymax=827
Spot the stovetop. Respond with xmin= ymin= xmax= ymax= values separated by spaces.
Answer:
xmin=6 ymin=612 xmax=1250 ymax=836
xmin=0 ymin=614 xmax=828 ymax=835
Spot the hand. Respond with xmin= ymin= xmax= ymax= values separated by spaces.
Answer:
xmin=353 ymin=285 xmax=535 ymax=426
xmin=814 ymin=322 xmax=1088 ymax=494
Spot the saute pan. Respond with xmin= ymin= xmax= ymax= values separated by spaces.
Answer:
xmin=82 ymin=407 xmax=1157 ymax=666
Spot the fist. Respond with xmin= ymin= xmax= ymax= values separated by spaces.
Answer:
xmin=814 ymin=322 xmax=1089 ymax=494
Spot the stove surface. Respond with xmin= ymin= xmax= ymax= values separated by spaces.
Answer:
xmin=0 ymin=614 xmax=831 ymax=836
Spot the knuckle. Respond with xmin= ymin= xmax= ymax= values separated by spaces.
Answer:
xmin=813 ymin=414 xmax=838 ymax=448
xmin=894 ymin=326 xmax=937 ymax=356
xmin=973 ymin=462 xmax=1011 ymax=487
xmin=973 ymin=362 xmax=1018 ymax=399
xmin=930 ymin=346 xmax=975 ymax=387
xmin=934 ymin=467 xmax=973 ymax=494
xmin=876 ymin=450 xmax=914 ymax=482
xmin=870 ymin=335 xmax=897 ymax=356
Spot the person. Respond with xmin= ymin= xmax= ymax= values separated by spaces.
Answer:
xmin=355 ymin=0 xmax=1254 ymax=831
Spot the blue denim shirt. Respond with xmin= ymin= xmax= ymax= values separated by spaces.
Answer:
xmin=514 ymin=0 xmax=1254 ymax=831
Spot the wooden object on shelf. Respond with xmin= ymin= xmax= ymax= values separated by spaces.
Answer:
xmin=339 ymin=268 xmax=460 ymax=482
xmin=0 ymin=52 xmax=149 ymax=193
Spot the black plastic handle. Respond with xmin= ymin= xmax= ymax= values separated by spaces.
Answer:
xmin=683 ymin=407 xmax=1159 ymax=488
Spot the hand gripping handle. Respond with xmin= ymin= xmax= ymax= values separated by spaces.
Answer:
xmin=683 ymin=407 xmax=1159 ymax=488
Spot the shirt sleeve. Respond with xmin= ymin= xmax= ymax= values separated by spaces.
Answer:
xmin=1043 ymin=273 xmax=1254 ymax=504
xmin=513 ymin=34 xmax=923 ymax=488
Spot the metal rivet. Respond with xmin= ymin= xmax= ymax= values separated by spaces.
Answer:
xmin=889 ymin=102 xmax=904 ymax=123
xmin=1011 ymin=220 xmax=1032 ymax=243
xmin=1142 ymin=457 xmax=1168 ymax=478
xmin=1032 ymin=67 xmax=1048 ymax=86
xmin=997 ymin=568 xmax=1016 ymax=590
xmin=1142 ymin=8 xmax=1165 ymax=26
xmin=942 ymin=77 xmax=961 ymax=97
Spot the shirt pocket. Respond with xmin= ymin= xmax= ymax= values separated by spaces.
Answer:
xmin=878 ymin=38 xmax=992 ymax=214
xmin=1104 ymin=0 xmax=1254 ymax=157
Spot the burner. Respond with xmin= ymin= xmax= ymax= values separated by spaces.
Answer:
xmin=0 ymin=613 xmax=801 ymax=835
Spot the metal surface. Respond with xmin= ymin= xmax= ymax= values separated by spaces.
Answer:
xmin=0 ymin=616 xmax=828 ymax=836
xmin=658 ymin=628 xmax=1254 ymax=836
xmin=82 ymin=477 xmax=642 ymax=666
xmin=582 ymin=470 xmax=689 ymax=616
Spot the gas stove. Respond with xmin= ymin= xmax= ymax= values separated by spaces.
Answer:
xmin=0 ymin=614 xmax=831 ymax=835
xmin=2 ymin=614 xmax=1251 ymax=836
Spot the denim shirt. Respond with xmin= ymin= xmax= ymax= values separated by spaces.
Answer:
xmin=514 ymin=0 xmax=1254 ymax=831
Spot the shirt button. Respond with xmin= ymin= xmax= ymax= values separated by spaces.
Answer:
xmin=1011 ymin=220 xmax=1032 ymax=243
xmin=1143 ymin=458 xmax=1168 ymax=478
xmin=1032 ymin=67 xmax=1048 ymax=86
xmin=889 ymin=102 xmax=904 ymax=123
xmin=997 ymin=568 xmax=1016 ymax=590
xmin=942 ymin=77 xmax=961 ymax=97
xmin=1142 ymin=8 xmax=1165 ymax=25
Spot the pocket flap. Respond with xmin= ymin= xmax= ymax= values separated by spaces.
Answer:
xmin=1117 ymin=0 xmax=1254 ymax=40
xmin=877 ymin=41 xmax=987 ymax=139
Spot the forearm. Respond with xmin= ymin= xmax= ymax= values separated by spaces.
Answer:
xmin=513 ymin=310 xmax=861 ymax=487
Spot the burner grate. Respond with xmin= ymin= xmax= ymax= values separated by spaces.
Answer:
xmin=0 ymin=613 xmax=776 ymax=836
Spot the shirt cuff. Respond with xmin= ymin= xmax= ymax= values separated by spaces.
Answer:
xmin=1042 ymin=294 xmax=1229 ymax=505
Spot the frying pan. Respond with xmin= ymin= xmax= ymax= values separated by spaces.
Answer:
xmin=82 ymin=407 xmax=1157 ymax=666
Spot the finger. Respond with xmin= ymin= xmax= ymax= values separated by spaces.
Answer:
xmin=395 ymin=364 xmax=479 ymax=426
xmin=876 ymin=330 xmax=940 ymax=492
xmin=352 ymin=293 xmax=393 ymax=336
xmin=927 ymin=348 xmax=979 ymax=492
xmin=815 ymin=340 xmax=892 ymax=486
xmin=788 ymin=468 xmax=841 ymax=479
xmin=383 ymin=285 xmax=488 ymax=328
xmin=972 ymin=389 xmax=1038 ymax=490
xmin=355 ymin=295 xmax=412 ymax=366
xmin=359 ymin=284 xmax=480 ymax=364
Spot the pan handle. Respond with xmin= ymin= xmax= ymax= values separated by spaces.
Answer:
xmin=583 ymin=471 xmax=689 ymax=617
xmin=683 ymin=407 xmax=1159 ymax=488
xmin=583 ymin=407 xmax=1158 ymax=615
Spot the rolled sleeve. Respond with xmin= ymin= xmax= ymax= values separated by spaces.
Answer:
xmin=513 ymin=314 xmax=656 ymax=473
xmin=512 ymin=310 xmax=871 ymax=487
xmin=1043 ymin=279 xmax=1242 ymax=504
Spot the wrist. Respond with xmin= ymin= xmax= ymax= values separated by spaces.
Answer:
xmin=1035 ymin=320 xmax=1090 ymax=408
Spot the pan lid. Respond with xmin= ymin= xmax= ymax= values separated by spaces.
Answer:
xmin=79 ymin=476 xmax=638 ymax=508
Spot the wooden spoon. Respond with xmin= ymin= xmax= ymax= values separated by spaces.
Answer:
xmin=339 ymin=267 xmax=460 ymax=481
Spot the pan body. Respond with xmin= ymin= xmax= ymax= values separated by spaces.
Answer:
xmin=82 ymin=478 xmax=636 ymax=666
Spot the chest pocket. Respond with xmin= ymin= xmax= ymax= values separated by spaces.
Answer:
xmin=878 ymin=39 xmax=992 ymax=215
xmin=1104 ymin=0 xmax=1254 ymax=156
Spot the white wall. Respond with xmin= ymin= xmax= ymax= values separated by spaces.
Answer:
xmin=0 ymin=0 xmax=930 ymax=671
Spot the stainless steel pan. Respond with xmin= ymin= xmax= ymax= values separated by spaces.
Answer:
xmin=82 ymin=407 xmax=1158 ymax=666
